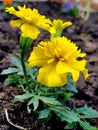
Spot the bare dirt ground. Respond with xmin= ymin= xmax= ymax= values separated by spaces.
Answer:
xmin=0 ymin=1 xmax=98 ymax=130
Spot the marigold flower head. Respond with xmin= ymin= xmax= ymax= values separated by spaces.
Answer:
xmin=28 ymin=36 xmax=88 ymax=87
xmin=3 ymin=0 xmax=12 ymax=6
xmin=49 ymin=19 xmax=72 ymax=38
xmin=6 ymin=5 xmax=51 ymax=40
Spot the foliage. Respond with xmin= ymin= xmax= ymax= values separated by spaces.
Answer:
xmin=1 ymin=4 xmax=98 ymax=130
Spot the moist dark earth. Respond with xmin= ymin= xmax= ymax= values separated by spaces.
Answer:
xmin=0 ymin=1 xmax=98 ymax=130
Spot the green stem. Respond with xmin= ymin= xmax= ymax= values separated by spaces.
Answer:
xmin=20 ymin=49 xmax=32 ymax=93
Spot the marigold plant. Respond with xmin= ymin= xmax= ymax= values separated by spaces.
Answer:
xmin=3 ymin=4 xmax=98 ymax=130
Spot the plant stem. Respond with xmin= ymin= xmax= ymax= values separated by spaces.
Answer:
xmin=20 ymin=49 xmax=32 ymax=93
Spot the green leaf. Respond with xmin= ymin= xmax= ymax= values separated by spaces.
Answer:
xmin=64 ymin=122 xmax=76 ymax=129
xmin=76 ymin=105 xmax=98 ymax=119
xmin=27 ymin=98 xmax=39 ymax=113
xmin=51 ymin=107 xmax=80 ymax=123
xmin=1 ymin=67 xmax=18 ymax=75
xmin=66 ymin=84 xmax=78 ymax=93
xmin=79 ymin=121 xmax=98 ymax=130
xmin=64 ymin=92 xmax=74 ymax=101
xmin=39 ymin=109 xmax=51 ymax=119
xmin=67 ymin=73 xmax=76 ymax=85
xmin=10 ymin=57 xmax=22 ymax=69
xmin=14 ymin=93 xmax=33 ymax=101
xmin=39 ymin=96 xmax=61 ymax=106
xmin=4 ymin=74 xmax=22 ymax=85
xmin=1 ymin=56 xmax=26 ymax=76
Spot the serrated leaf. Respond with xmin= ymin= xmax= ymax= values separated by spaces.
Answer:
xmin=64 ymin=122 xmax=76 ymax=129
xmin=1 ymin=67 xmax=18 ymax=75
xmin=51 ymin=107 xmax=80 ymax=123
xmin=76 ymin=105 xmax=98 ymax=119
xmin=27 ymin=98 xmax=39 ymax=113
xmin=4 ymin=74 xmax=22 ymax=85
xmin=39 ymin=96 xmax=61 ymax=106
xmin=39 ymin=109 xmax=51 ymax=119
xmin=14 ymin=93 xmax=33 ymax=101
xmin=79 ymin=121 xmax=98 ymax=130
xmin=10 ymin=57 xmax=22 ymax=69
xmin=17 ymin=71 xmax=24 ymax=75
xmin=66 ymin=84 xmax=78 ymax=93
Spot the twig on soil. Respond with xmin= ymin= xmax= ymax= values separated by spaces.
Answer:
xmin=4 ymin=108 xmax=28 ymax=130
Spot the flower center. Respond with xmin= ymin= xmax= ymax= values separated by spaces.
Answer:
xmin=53 ymin=49 xmax=65 ymax=62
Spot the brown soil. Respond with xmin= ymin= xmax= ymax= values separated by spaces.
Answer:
xmin=0 ymin=1 xmax=98 ymax=130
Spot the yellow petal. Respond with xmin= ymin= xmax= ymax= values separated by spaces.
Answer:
xmin=78 ymin=52 xmax=86 ymax=57
xmin=49 ymin=27 xmax=56 ymax=34
xmin=21 ymin=23 xmax=40 ymax=40
xmin=82 ymin=69 xmax=89 ymax=79
xmin=49 ymin=20 xmax=72 ymax=34
xmin=56 ymin=61 xmax=80 ymax=81
xmin=6 ymin=7 xmax=16 ymax=15
xmin=37 ymin=17 xmax=52 ymax=31
xmin=67 ymin=60 xmax=87 ymax=71
xmin=28 ymin=46 xmax=50 ymax=68
xmin=10 ymin=20 xmax=23 ymax=27
xmin=37 ymin=62 xmax=67 ymax=87
xmin=62 ymin=21 xmax=72 ymax=29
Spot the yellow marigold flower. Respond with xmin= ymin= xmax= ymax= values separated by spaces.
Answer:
xmin=28 ymin=37 xmax=88 ymax=87
xmin=6 ymin=5 xmax=51 ymax=40
xmin=49 ymin=19 xmax=72 ymax=38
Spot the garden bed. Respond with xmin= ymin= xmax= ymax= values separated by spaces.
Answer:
xmin=0 ymin=1 xmax=98 ymax=130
